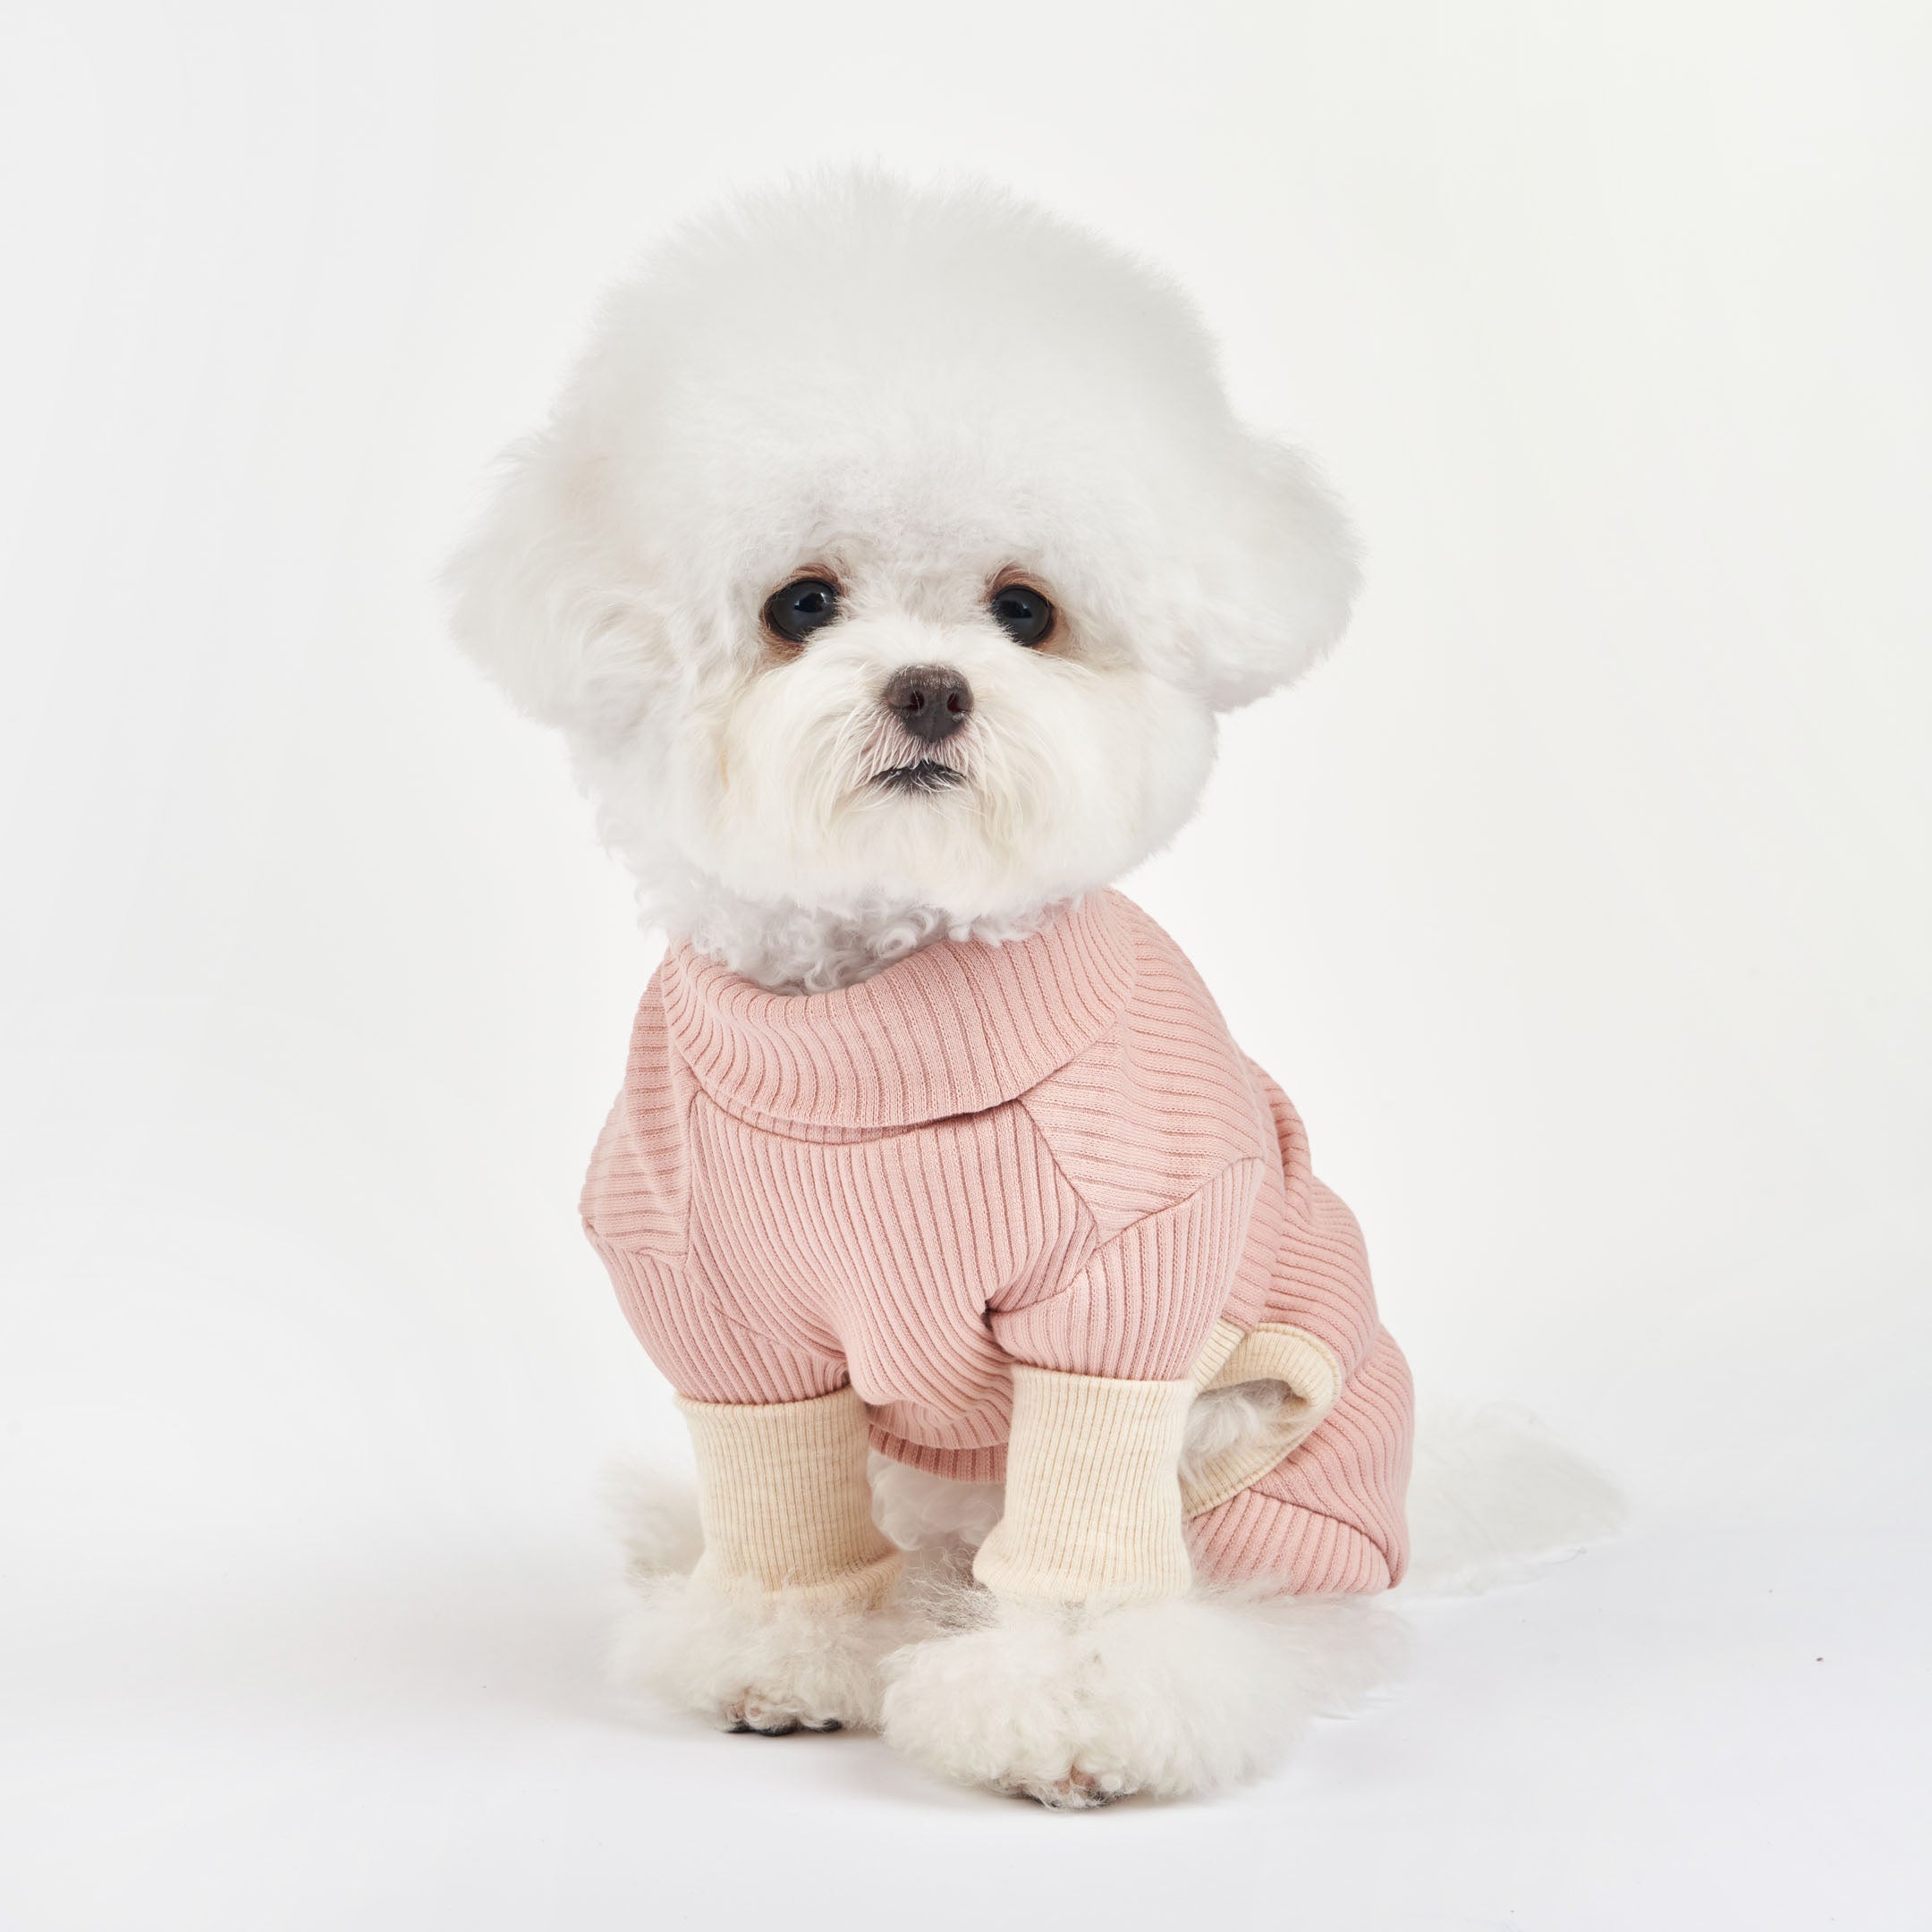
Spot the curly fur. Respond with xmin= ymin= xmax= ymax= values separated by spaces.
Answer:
xmin=445 ymin=169 xmax=1358 ymax=992
xmin=1179 ymin=1379 xmax=1292 ymax=1487
xmin=867 ymin=1450 xmax=1003 ymax=1553
xmin=603 ymin=1470 xmax=927 ymax=1733
xmin=612 ymin=1572 xmax=925 ymax=1734
xmin=605 ymin=1402 xmax=1621 ymax=1799
xmin=879 ymin=1590 xmax=1404 ymax=1808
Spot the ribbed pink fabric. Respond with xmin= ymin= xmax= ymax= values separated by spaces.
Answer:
xmin=582 ymin=891 xmax=1411 ymax=1593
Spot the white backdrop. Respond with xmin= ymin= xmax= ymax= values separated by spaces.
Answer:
xmin=3 ymin=3 xmax=1927 ymax=1927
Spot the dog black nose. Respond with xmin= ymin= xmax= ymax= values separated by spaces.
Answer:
xmin=881 ymin=665 xmax=972 ymax=744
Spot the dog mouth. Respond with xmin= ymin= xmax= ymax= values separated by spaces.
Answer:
xmin=871 ymin=761 xmax=967 ymax=796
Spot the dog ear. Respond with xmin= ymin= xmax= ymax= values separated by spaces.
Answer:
xmin=443 ymin=429 xmax=657 ymax=737
xmin=1176 ymin=436 xmax=1362 ymax=712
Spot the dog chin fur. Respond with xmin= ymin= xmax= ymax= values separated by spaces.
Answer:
xmin=652 ymin=867 xmax=1054 ymax=997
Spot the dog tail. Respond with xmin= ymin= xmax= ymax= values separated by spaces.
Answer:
xmin=1397 ymin=1402 xmax=1626 ymax=1598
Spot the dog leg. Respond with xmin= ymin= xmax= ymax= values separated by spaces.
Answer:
xmin=617 ymin=1385 xmax=912 ymax=1733
xmin=883 ymin=1367 xmax=1194 ymax=1802
xmin=615 ymin=1568 xmax=917 ymax=1734
xmin=880 ymin=1587 xmax=1399 ymax=1804
xmin=880 ymin=1366 xmax=1398 ymax=1801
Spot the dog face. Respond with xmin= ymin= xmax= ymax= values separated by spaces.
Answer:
xmin=447 ymin=174 xmax=1359 ymax=945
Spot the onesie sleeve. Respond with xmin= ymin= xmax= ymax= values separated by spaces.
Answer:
xmin=974 ymin=1154 xmax=1262 ymax=1605
xmin=589 ymin=1241 xmax=849 ymax=1405
xmin=987 ymin=1157 xmax=1263 ymax=1381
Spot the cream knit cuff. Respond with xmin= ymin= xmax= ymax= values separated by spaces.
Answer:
xmin=1180 ymin=1317 xmax=1345 ymax=1515
xmin=678 ymin=1385 xmax=901 ymax=1608
xmin=971 ymin=1367 xmax=1195 ymax=1605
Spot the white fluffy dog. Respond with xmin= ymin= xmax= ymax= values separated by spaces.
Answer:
xmin=449 ymin=173 xmax=1616 ymax=1807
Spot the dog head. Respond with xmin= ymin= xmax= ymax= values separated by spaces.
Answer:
xmin=447 ymin=174 xmax=1359 ymax=981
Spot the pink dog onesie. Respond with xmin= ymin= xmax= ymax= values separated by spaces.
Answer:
xmin=583 ymin=889 xmax=1411 ymax=1608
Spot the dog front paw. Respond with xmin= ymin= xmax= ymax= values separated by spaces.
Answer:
xmin=718 ymin=1695 xmax=844 ymax=1737
xmin=614 ymin=1571 xmax=918 ymax=1735
xmin=998 ymin=1767 xmax=1130 ymax=1809
xmin=878 ymin=1599 xmax=1165 ymax=1801
xmin=880 ymin=1590 xmax=1401 ymax=1805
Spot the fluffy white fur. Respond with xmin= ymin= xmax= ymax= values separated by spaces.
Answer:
xmin=445 ymin=169 xmax=1356 ymax=991
xmin=1400 ymin=1402 xmax=1629 ymax=1596
xmin=604 ymin=1462 xmax=924 ymax=1734
xmin=612 ymin=1573 xmax=922 ymax=1736
xmin=608 ymin=1403 xmax=1619 ymax=1803
xmin=879 ymin=1591 xmax=1403 ymax=1809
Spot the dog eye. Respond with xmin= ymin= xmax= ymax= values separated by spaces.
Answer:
xmin=764 ymin=577 xmax=842 ymax=643
xmin=989 ymin=583 xmax=1055 ymax=648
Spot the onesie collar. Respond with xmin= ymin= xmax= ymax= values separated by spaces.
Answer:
xmin=659 ymin=892 xmax=1137 ymax=1131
